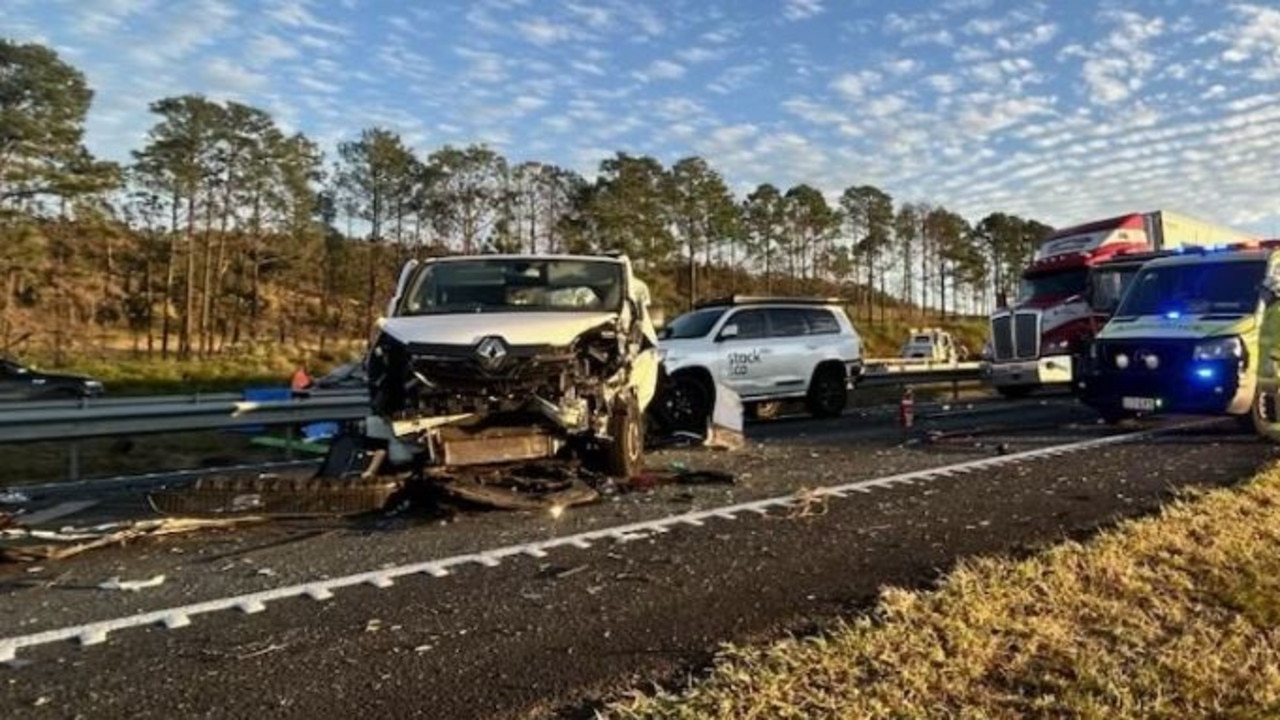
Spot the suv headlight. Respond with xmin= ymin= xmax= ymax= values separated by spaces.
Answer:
xmin=1045 ymin=338 xmax=1071 ymax=353
xmin=1193 ymin=336 xmax=1244 ymax=362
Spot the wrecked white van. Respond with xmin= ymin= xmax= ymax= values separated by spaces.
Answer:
xmin=362 ymin=254 xmax=660 ymax=479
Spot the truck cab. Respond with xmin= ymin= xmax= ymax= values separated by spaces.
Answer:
xmin=1079 ymin=243 xmax=1280 ymax=424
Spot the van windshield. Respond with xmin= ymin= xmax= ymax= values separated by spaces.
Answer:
xmin=1114 ymin=259 xmax=1266 ymax=318
xmin=400 ymin=258 xmax=624 ymax=315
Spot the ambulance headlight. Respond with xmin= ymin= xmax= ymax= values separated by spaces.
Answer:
xmin=1192 ymin=336 xmax=1243 ymax=362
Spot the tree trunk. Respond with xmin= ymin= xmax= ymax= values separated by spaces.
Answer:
xmin=687 ymin=242 xmax=697 ymax=311
xmin=200 ymin=191 xmax=217 ymax=358
xmin=182 ymin=192 xmax=196 ymax=359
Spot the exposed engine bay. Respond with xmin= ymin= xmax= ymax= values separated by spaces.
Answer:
xmin=360 ymin=254 xmax=660 ymax=480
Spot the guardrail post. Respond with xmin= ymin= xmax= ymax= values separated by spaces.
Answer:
xmin=952 ymin=378 xmax=960 ymax=401
xmin=285 ymin=423 xmax=296 ymax=461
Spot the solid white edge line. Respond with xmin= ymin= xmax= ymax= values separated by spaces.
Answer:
xmin=0 ymin=419 xmax=1217 ymax=664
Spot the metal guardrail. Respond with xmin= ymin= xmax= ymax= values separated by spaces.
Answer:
xmin=4 ymin=388 xmax=367 ymax=413
xmin=0 ymin=394 xmax=370 ymax=444
xmin=857 ymin=358 xmax=983 ymax=389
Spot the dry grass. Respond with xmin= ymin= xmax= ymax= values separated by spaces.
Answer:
xmin=608 ymin=462 xmax=1280 ymax=720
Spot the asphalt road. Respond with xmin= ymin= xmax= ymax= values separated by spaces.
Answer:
xmin=1 ymin=398 xmax=1274 ymax=719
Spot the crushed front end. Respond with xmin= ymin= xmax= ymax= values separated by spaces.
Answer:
xmin=356 ymin=254 xmax=659 ymax=481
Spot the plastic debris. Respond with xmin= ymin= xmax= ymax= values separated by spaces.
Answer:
xmin=99 ymin=574 xmax=166 ymax=592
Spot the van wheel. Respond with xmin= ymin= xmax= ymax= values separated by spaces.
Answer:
xmin=806 ymin=365 xmax=848 ymax=418
xmin=602 ymin=396 xmax=644 ymax=478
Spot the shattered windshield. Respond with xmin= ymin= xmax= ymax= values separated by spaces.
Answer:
xmin=1114 ymin=259 xmax=1266 ymax=318
xmin=400 ymin=258 xmax=625 ymax=315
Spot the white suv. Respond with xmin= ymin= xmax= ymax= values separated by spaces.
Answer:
xmin=655 ymin=297 xmax=862 ymax=425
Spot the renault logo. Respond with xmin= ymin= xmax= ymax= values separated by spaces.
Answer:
xmin=475 ymin=336 xmax=508 ymax=368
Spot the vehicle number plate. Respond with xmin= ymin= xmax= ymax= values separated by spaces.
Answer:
xmin=1122 ymin=396 xmax=1157 ymax=412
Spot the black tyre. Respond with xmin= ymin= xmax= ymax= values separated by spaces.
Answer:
xmin=602 ymin=396 xmax=644 ymax=478
xmin=656 ymin=372 xmax=713 ymax=434
xmin=806 ymin=365 xmax=848 ymax=418
xmin=997 ymin=385 xmax=1034 ymax=400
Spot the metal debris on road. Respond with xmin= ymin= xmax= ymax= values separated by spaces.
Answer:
xmin=1 ymin=517 xmax=264 ymax=563
xmin=99 ymin=574 xmax=166 ymax=592
xmin=148 ymin=473 xmax=400 ymax=518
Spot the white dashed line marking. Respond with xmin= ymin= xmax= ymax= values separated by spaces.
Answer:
xmin=0 ymin=420 xmax=1214 ymax=664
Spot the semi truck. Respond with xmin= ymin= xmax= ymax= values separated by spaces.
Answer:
xmin=982 ymin=210 xmax=1258 ymax=398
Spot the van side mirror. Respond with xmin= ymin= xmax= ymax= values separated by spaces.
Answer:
xmin=717 ymin=324 xmax=739 ymax=341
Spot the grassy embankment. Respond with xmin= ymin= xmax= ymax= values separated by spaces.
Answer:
xmin=610 ymin=461 xmax=1280 ymax=719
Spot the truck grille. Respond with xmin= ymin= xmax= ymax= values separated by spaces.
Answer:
xmin=990 ymin=310 xmax=1041 ymax=361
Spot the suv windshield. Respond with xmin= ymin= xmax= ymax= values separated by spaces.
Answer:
xmin=400 ymin=258 xmax=624 ymax=315
xmin=1114 ymin=259 xmax=1266 ymax=318
xmin=1018 ymin=268 xmax=1088 ymax=304
xmin=661 ymin=308 xmax=727 ymax=339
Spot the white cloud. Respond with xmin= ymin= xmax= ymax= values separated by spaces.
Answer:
xmin=74 ymin=0 xmax=156 ymax=35
xmin=634 ymin=59 xmax=686 ymax=82
xmin=678 ymin=47 xmax=722 ymax=64
xmin=517 ymin=18 xmax=574 ymax=46
xmin=565 ymin=3 xmax=611 ymax=29
xmin=995 ymin=23 xmax=1058 ymax=53
xmin=782 ymin=96 xmax=846 ymax=125
xmin=926 ymin=74 xmax=962 ymax=94
xmin=247 ymin=33 xmax=300 ymax=65
xmin=784 ymin=0 xmax=824 ymax=22
xmin=865 ymin=94 xmax=908 ymax=118
xmin=1079 ymin=11 xmax=1164 ymax=106
xmin=203 ymin=58 xmax=268 ymax=93
xmin=268 ymin=0 xmax=348 ymax=35
xmin=830 ymin=70 xmax=881 ymax=100
xmin=884 ymin=58 xmax=921 ymax=76
xmin=455 ymin=47 xmax=505 ymax=83
xmin=128 ymin=0 xmax=238 ymax=66
xmin=1221 ymin=4 xmax=1280 ymax=81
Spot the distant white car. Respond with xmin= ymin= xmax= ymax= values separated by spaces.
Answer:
xmin=900 ymin=328 xmax=959 ymax=363
xmin=655 ymin=296 xmax=862 ymax=425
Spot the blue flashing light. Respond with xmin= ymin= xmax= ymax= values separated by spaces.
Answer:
xmin=1165 ymin=310 xmax=1182 ymax=319
xmin=1194 ymin=366 xmax=1216 ymax=380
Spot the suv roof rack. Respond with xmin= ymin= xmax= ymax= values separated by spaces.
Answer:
xmin=694 ymin=295 xmax=844 ymax=309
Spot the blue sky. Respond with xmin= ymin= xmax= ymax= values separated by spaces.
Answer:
xmin=4 ymin=0 xmax=1280 ymax=234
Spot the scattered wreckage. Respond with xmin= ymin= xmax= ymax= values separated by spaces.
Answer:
xmin=152 ymin=253 xmax=743 ymax=516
